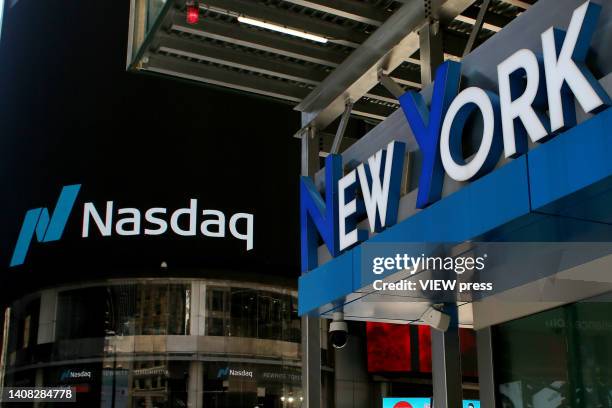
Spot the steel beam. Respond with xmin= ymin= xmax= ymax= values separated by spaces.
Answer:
xmin=351 ymin=100 xmax=394 ymax=121
xmin=157 ymin=33 xmax=407 ymax=108
xmin=390 ymin=66 xmax=423 ymax=89
xmin=171 ymin=12 xmax=346 ymax=67
xmin=419 ymin=21 xmax=444 ymax=85
xmin=146 ymin=53 xmax=392 ymax=119
xmin=463 ymin=0 xmax=491 ymax=56
xmin=145 ymin=54 xmax=310 ymax=102
xmin=157 ymin=33 xmax=327 ymax=85
xmin=459 ymin=5 xmax=513 ymax=30
xmin=455 ymin=14 xmax=501 ymax=32
xmin=378 ymin=73 xmax=405 ymax=99
xmin=201 ymin=0 xmax=368 ymax=47
xmin=282 ymin=0 xmax=391 ymax=26
xmin=331 ymin=101 xmax=353 ymax=154
xmin=501 ymin=0 xmax=531 ymax=9
xmin=295 ymin=0 xmax=475 ymax=131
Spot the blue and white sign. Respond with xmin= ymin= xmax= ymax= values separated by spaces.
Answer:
xmin=300 ymin=1 xmax=610 ymax=273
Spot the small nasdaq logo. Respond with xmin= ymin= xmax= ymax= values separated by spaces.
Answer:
xmin=382 ymin=398 xmax=431 ymax=408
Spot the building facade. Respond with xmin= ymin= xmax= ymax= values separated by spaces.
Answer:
xmin=3 ymin=278 xmax=307 ymax=407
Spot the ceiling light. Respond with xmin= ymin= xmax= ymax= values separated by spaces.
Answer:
xmin=186 ymin=0 xmax=200 ymax=25
xmin=237 ymin=16 xmax=328 ymax=44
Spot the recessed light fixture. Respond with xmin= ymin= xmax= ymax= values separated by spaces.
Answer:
xmin=237 ymin=16 xmax=328 ymax=44
xmin=186 ymin=0 xmax=200 ymax=25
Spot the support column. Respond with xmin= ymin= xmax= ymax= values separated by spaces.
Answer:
xmin=37 ymin=290 xmax=58 ymax=345
xmin=302 ymin=317 xmax=322 ymax=408
xmin=418 ymin=2 xmax=444 ymax=86
xmin=190 ymin=282 xmax=207 ymax=336
xmin=431 ymin=304 xmax=462 ymax=408
xmin=188 ymin=361 xmax=203 ymax=408
xmin=476 ymin=327 xmax=496 ymax=407
xmin=300 ymin=113 xmax=322 ymax=408
xmin=0 ymin=308 xmax=9 ymax=389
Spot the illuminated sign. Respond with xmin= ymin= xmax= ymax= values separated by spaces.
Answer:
xmin=382 ymin=398 xmax=480 ymax=408
xmin=382 ymin=398 xmax=431 ymax=408
xmin=10 ymin=184 xmax=254 ymax=266
xmin=300 ymin=1 xmax=610 ymax=272
xmin=60 ymin=369 xmax=92 ymax=382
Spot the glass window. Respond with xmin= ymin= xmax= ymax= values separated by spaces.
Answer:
xmin=206 ymin=286 xmax=300 ymax=343
xmin=57 ymin=288 xmax=106 ymax=340
xmin=494 ymin=299 xmax=612 ymax=407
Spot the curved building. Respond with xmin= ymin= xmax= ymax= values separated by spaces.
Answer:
xmin=4 ymin=278 xmax=304 ymax=407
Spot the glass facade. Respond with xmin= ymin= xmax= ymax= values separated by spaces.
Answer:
xmin=1 ymin=279 xmax=307 ymax=407
xmin=493 ymin=297 xmax=612 ymax=407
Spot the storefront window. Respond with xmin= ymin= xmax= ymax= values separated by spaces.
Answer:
xmin=206 ymin=286 xmax=300 ymax=343
xmin=56 ymin=283 xmax=191 ymax=341
xmin=494 ymin=298 xmax=612 ymax=407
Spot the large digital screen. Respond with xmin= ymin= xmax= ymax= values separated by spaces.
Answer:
xmin=462 ymin=401 xmax=481 ymax=408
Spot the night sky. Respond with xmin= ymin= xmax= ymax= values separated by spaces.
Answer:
xmin=0 ymin=0 xmax=302 ymax=305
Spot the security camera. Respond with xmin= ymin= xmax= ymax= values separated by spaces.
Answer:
xmin=329 ymin=312 xmax=348 ymax=349
xmin=421 ymin=305 xmax=450 ymax=332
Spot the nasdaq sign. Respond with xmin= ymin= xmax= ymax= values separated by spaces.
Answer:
xmin=10 ymin=185 xmax=255 ymax=267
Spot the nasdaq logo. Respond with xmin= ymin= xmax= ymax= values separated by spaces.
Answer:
xmin=10 ymin=185 xmax=255 ymax=267
xmin=10 ymin=185 xmax=81 ymax=267
xmin=216 ymin=367 xmax=230 ymax=379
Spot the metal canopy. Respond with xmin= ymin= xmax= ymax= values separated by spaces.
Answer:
xmin=129 ymin=0 xmax=534 ymax=125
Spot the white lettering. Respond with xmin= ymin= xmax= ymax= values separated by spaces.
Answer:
xmin=229 ymin=213 xmax=254 ymax=250
xmin=116 ymin=208 xmax=141 ymax=236
xmin=144 ymin=208 xmax=168 ymax=235
xmin=338 ymin=169 xmax=360 ymax=251
xmin=201 ymin=210 xmax=226 ymax=237
xmin=82 ymin=201 xmax=113 ymax=237
xmin=170 ymin=199 xmax=197 ymax=236
xmin=498 ymin=49 xmax=549 ymax=157
xmin=357 ymin=141 xmax=400 ymax=232
xmin=440 ymin=87 xmax=500 ymax=181
xmin=542 ymin=1 xmax=609 ymax=132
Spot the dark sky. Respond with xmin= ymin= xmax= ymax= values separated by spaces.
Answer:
xmin=0 ymin=0 xmax=301 ymax=304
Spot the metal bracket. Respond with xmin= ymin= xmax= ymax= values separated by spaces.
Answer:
xmin=464 ymin=0 xmax=491 ymax=57
xmin=330 ymin=100 xmax=353 ymax=155
xmin=378 ymin=71 xmax=406 ymax=99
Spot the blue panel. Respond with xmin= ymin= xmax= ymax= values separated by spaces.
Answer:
xmin=351 ymin=158 xmax=530 ymax=290
xmin=529 ymin=107 xmax=612 ymax=213
xmin=299 ymin=158 xmax=531 ymax=314
xmin=374 ymin=157 xmax=530 ymax=243
xmin=299 ymin=110 xmax=612 ymax=315
xmin=298 ymin=250 xmax=353 ymax=316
